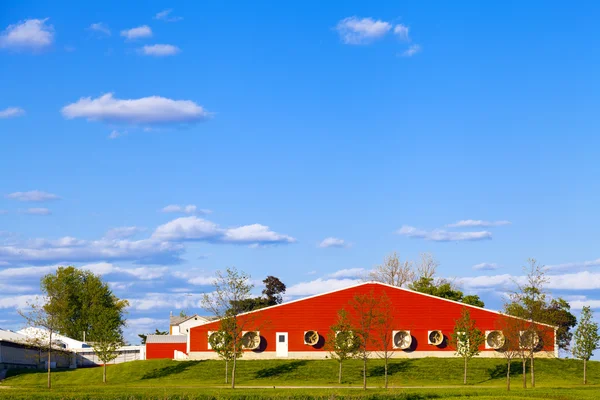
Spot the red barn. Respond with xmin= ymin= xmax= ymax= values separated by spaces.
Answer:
xmin=146 ymin=334 xmax=187 ymax=360
xmin=188 ymin=282 xmax=556 ymax=360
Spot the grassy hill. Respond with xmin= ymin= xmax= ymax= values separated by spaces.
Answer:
xmin=1 ymin=357 xmax=599 ymax=399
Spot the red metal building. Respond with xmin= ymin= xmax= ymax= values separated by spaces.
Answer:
xmin=146 ymin=335 xmax=187 ymax=360
xmin=188 ymin=282 xmax=556 ymax=360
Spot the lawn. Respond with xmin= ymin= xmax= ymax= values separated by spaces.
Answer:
xmin=0 ymin=357 xmax=598 ymax=399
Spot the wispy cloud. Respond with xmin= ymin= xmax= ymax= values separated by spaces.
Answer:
xmin=22 ymin=208 xmax=51 ymax=216
xmin=401 ymin=44 xmax=421 ymax=57
xmin=286 ymin=278 xmax=361 ymax=297
xmin=393 ymin=24 xmax=410 ymax=41
xmin=335 ymin=17 xmax=392 ymax=45
xmin=396 ymin=225 xmax=492 ymax=242
xmin=89 ymin=22 xmax=110 ymax=36
xmin=161 ymin=205 xmax=210 ymax=215
xmin=6 ymin=191 xmax=60 ymax=202
xmin=0 ymin=107 xmax=25 ymax=119
xmin=0 ymin=18 xmax=54 ymax=51
xmin=447 ymin=220 xmax=511 ymax=228
xmin=547 ymin=258 xmax=600 ymax=271
xmin=154 ymin=9 xmax=183 ymax=22
xmin=104 ymin=226 xmax=144 ymax=240
xmin=152 ymin=216 xmax=296 ymax=245
xmin=326 ymin=268 xmax=366 ymax=279
xmin=472 ymin=262 xmax=501 ymax=271
xmin=108 ymin=129 xmax=126 ymax=139
xmin=120 ymin=25 xmax=152 ymax=40
xmin=62 ymin=93 xmax=211 ymax=125
xmin=141 ymin=44 xmax=180 ymax=57
xmin=318 ymin=237 xmax=348 ymax=248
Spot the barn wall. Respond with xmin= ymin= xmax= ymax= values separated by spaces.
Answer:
xmin=146 ymin=343 xmax=187 ymax=359
xmin=189 ymin=283 xmax=555 ymax=359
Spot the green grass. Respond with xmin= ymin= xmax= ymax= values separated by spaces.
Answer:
xmin=1 ymin=357 xmax=598 ymax=399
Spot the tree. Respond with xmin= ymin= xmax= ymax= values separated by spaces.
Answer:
xmin=92 ymin=316 xmax=124 ymax=383
xmin=373 ymin=292 xmax=395 ymax=389
xmin=229 ymin=275 xmax=287 ymax=312
xmin=138 ymin=329 xmax=168 ymax=345
xmin=202 ymin=267 xmax=255 ymax=389
xmin=325 ymin=309 xmax=360 ymax=384
xmin=262 ymin=276 xmax=286 ymax=306
xmin=450 ymin=307 xmax=485 ymax=384
xmin=41 ymin=266 xmax=128 ymax=342
xmin=545 ymin=298 xmax=577 ymax=352
xmin=208 ymin=317 xmax=240 ymax=384
xmin=505 ymin=258 xmax=549 ymax=388
xmin=348 ymin=291 xmax=380 ymax=390
xmin=496 ymin=315 xmax=528 ymax=391
xmin=368 ymin=252 xmax=415 ymax=287
xmin=572 ymin=306 xmax=600 ymax=384
xmin=18 ymin=298 xmax=58 ymax=389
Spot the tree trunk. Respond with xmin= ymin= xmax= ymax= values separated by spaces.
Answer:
xmin=506 ymin=359 xmax=511 ymax=391
xmin=231 ymin=354 xmax=237 ymax=389
xmin=522 ymin=358 xmax=527 ymax=388
xmin=530 ymin=351 xmax=535 ymax=388
xmin=47 ymin=330 xmax=52 ymax=389
xmin=363 ymin=356 xmax=367 ymax=390
xmin=384 ymin=358 xmax=388 ymax=389
xmin=463 ymin=357 xmax=467 ymax=385
xmin=338 ymin=361 xmax=342 ymax=384
xmin=584 ymin=359 xmax=587 ymax=385
xmin=225 ymin=360 xmax=228 ymax=384
xmin=103 ymin=363 xmax=107 ymax=383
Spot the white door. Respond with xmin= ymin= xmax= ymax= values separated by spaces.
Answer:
xmin=276 ymin=332 xmax=288 ymax=357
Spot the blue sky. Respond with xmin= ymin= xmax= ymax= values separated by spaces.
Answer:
xmin=1 ymin=1 xmax=600 ymax=347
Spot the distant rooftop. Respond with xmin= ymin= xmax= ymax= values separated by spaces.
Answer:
xmin=146 ymin=334 xmax=187 ymax=344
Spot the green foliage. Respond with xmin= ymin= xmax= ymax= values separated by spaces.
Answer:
xmin=572 ymin=306 xmax=599 ymax=361
xmin=450 ymin=307 xmax=485 ymax=384
xmin=409 ymin=277 xmax=485 ymax=308
xmin=229 ymin=275 xmax=286 ymax=312
xmin=41 ymin=266 xmax=128 ymax=343
xmin=326 ymin=309 xmax=361 ymax=362
xmin=209 ymin=316 xmax=243 ymax=363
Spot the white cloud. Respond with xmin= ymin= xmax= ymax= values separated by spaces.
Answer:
xmin=79 ymin=262 xmax=168 ymax=280
xmin=161 ymin=205 xmax=210 ymax=215
xmin=0 ymin=294 xmax=38 ymax=309
xmin=6 ymin=190 xmax=59 ymax=202
xmin=22 ymin=208 xmax=51 ymax=216
xmin=0 ymin=18 xmax=54 ymax=51
xmin=0 ymin=265 xmax=57 ymax=278
xmin=223 ymin=224 xmax=296 ymax=244
xmin=0 ymin=107 xmax=25 ymax=118
xmin=569 ymin=298 xmax=600 ymax=310
xmin=472 ymin=263 xmax=501 ymax=271
xmin=141 ymin=44 xmax=180 ymax=56
xmin=326 ymin=268 xmax=366 ymax=279
xmin=89 ymin=23 xmax=110 ymax=36
xmin=127 ymin=317 xmax=165 ymax=329
xmin=153 ymin=216 xmax=295 ymax=245
xmin=0 ymin=237 xmax=183 ymax=265
xmin=104 ymin=226 xmax=143 ymax=240
xmin=120 ymin=25 xmax=152 ymax=40
xmin=396 ymin=225 xmax=492 ymax=242
xmin=127 ymin=292 xmax=203 ymax=311
xmin=401 ymin=44 xmax=421 ymax=57
xmin=318 ymin=237 xmax=348 ymax=248
xmin=459 ymin=271 xmax=600 ymax=291
xmin=61 ymin=93 xmax=211 ymax=125
xmin=335 ymin=17 xmax=392 ymax=45
xmin=447 ymin=220 xmax=511 ymax=228
xmin=108 ymin=129 xmax=126 ymax=139
xmin=286 ymin=278 xmax=361 ymax=297
xmin=393 ymin=24 xmax=410 ymax=41
xmin=547 ymin=258 xmax=600 ymax=271
xmin=155 ymin=9 xmax=183 ymax=22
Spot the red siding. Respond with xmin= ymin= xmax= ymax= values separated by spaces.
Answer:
xmin=146 ymin=343 xmax=187 ymax=359
xmin=190 ymin=283 xmax=555 ymax=354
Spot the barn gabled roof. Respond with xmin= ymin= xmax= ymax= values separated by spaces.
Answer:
xmin=198 ymin=281 xmax=557 ymax=329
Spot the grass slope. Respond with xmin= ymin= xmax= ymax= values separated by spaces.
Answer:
xmin=1 ymin=358 xmax=598 ymax=399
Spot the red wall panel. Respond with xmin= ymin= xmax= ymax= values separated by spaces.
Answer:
xmin=190 ymin=283 xmax=555 ymax=354
xmin=146 ymin=343 xmax=187 ymax=359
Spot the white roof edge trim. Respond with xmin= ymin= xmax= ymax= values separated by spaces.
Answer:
xmin=194 ymin=281 xmax=557 ymax=330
